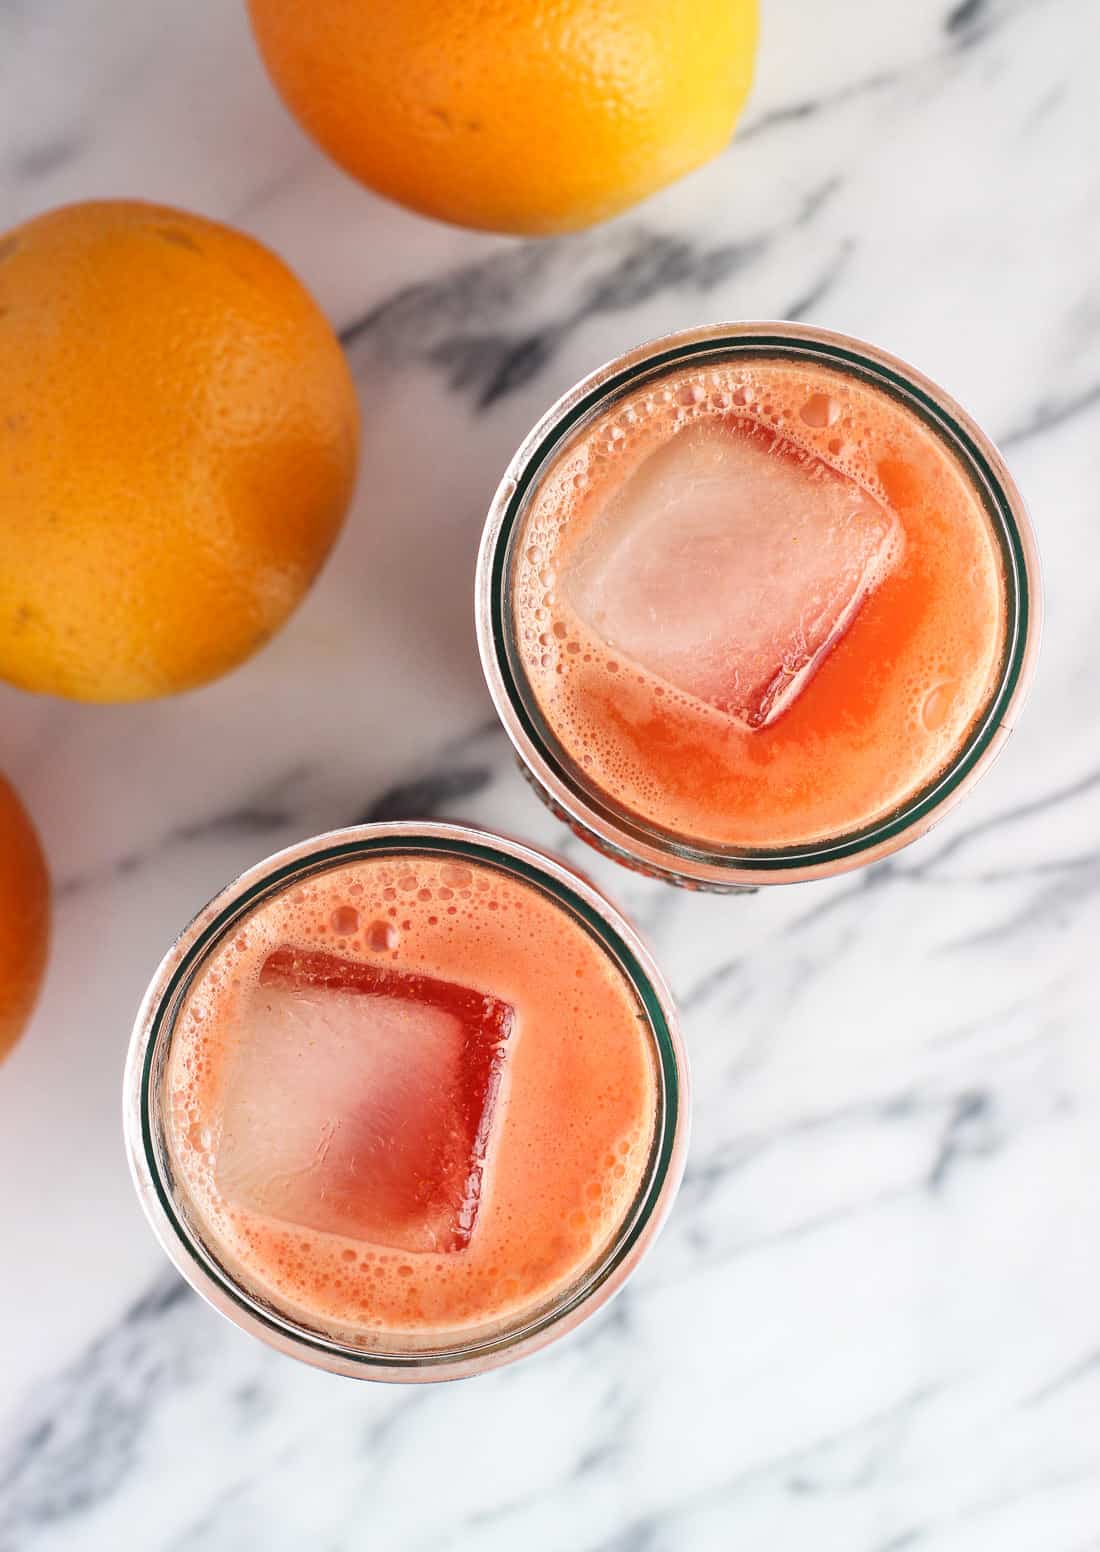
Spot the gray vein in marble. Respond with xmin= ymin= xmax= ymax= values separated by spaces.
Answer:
xmin=55 ymin=765 xmax=312 ymax=900
xmin=1023 ymin=1348 xmax=1100 ymax=1408
xmin=53 ymin=717 xmax=515 ymax=904
xmin=999 ymin=377 xmax=1100 ymax=449
xmin=945 ymin=0 xmax=991 ymax=35
xmin=339 ymin=179 xmax=858 ymax=409
xmin=717 ymin=0 xmax=1041 ymax=156
xmin=0 ymin=1277 xmax=195 ymax=1552
xmin=936 ymin=854 xmax=1100 ymax=953
xmin=867 ymin=1465 xmax=1100 ymax=1552
xmin=167 ymin=1472 xmax=266 ymax=1552
xmin=785 ymin=237 xmax=854 ymax=322
xmin=354 ymin=717 xmax=504 ymax=825
xmin=677 ymin=1181 xmax=914 ymax=1271
xmin=590 ymin=1385 xmax=946 ymax=1552
xmin=405 ymin=1356 xmax=634 ymax=1552
xmin=737 ymin=71 xmax=901 ymax=145
xmin=945 ymin=0 xmax=1059 ymax=47
xmin=913 ymin=767 xmax=1100 ymax=870
xmin=8 ymin=134 xmax=81 ymax=181
xmin=660 ymin=1079 xmax=1015 ymax=1289
xmin=925 ymin=1089 xmax=996 ymax=1189
xmin=356 ymin=761 xmax=495 ymax=826
xmin=696 ymin=766 xmax=1100 ymax=965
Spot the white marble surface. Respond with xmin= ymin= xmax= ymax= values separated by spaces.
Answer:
xmin=2 ymin=0 xmax=1099 ymax=1547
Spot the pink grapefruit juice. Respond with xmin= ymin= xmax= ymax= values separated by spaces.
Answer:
xmin=513 ymin=355 xmax=1007 ymax=850
xmin=164 ymin=848 xmax=659 ymax=1346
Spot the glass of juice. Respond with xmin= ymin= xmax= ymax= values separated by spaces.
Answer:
xmin=123 ymin=822 xmax=686 ymax=1381
xmin=476 ymin=322 xmax=1040 ymax=889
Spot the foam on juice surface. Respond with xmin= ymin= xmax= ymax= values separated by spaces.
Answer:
xmin=165 ymin=854 xmax=658 ymax=1346
xmin=513 ymin=358 xmax=1007 ymax=849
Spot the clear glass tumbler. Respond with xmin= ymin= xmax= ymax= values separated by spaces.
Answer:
xmin=476 ymin=322 xmax=1040 ymax=890
xmin=123 ymin=822 xmax=687 ymax=1382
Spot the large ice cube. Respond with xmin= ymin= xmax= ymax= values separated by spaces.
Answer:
xmin=215 ymin=947 xmax=514 ymax=1253
xmin=563 ymin=418 xmax=902 ymax=728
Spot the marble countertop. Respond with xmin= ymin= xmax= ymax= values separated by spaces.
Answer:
xmin=2 ymin=0 xmax=1099 ymax=1547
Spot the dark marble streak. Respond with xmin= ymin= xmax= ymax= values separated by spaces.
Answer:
xmin=163 ymin=1395 xmax=428 ymax=1552
xmin=453 ymin=1372 xmax=634 ymax=1545
xmin=8 ymin=135 xmax=82 ymax=181
xmin=1023 ymin=1348 xmax=1100 ymax=1408
xmin=682 ymin=1084 xmax=997 ymax=1207
xmin=873 ymin=1531 xmax=924 ymax=1552
xmin=1021 ymin=81 xmax=1068 ymax=131
xmin=353 ymin=716 xmax=507 ymax=826
xmin=56 ymin=771 xmax=310 ymax=901
xmin=785 ymin=238 xmax=854 ymax=322
xmin=358 ymin=1385 xmax=435 ymax=1460
xmin=0 ymin=1276 xmax=200 ymax=1552
xmin=680 ymin=1085 xmax=920 ymax=1196
xmin=936 ymin=854 xmax=1100 ymax=954
xmin=53 ymin=719 xmax=512 ymax=903
xmin=910 ymin=766 xmax=1100 ymax=874
xmin=676 ymin=1181 xmax=914 ymax=1273
xmin=341 ymin=223 xmax=767 ymax=410
xmin=925 ymin=1089 xmax=996 ymax=1190
xmin=569 ymin=1284 xmax=636 ymax=1356
xmin=166 ymin=1472 xmax=271 ymax=1552
xmin=737 ymin=72 xmax=901 ymax=145
xmin=999 ymin=377 xmax=1100 ymax=449
xmin=945 ymin=0 xmax=990 ymax=34
xmin=656 ymin=1083 xmax=1012 ymax=1292
xmin=866 ymin=1465 xmax=1100 ymax=1552
xmin=675 ymin=766 xmax=1100 ymax=978
xmin=355 ymin=763 xmax=494 ymax=826
xmin=945 ymin=0 xmax=1050 ymax=48
xmin=589 ymin=1386 xmax=945 ymax=1552
xmin=679 ymin=955 xmax=749 ymax=1015
xmin=338 ymin=175 xmax=852 ymax=412
xmin=739 ymin=0 xmax=1034 ymax=155
xmin=930 ymin=848 xmax=1100 ymax=888
xmin=599 ymin=1520 xmax=661 ymax=1552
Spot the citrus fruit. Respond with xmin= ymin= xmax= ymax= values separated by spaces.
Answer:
xmin=0 ymin=200 xmax=360 ymax=702
xmin=0 ymin=775 xmax=49 ymax=1062
xmin=247 ymin=0 xmax=759 ymax=235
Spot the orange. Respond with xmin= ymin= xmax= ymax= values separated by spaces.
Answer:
xmin=0 ymin=201 xmax=360 ymax=702
xmin=247 ymin=0 xmax=759 ymax=235
xmin=0 ymin=775 xmax=49 ymax=1062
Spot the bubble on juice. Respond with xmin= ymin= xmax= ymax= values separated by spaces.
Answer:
xmin=331 ymin=905 xmax=360 ymax=935
xmin=367 ymin=919 xmax=399 ymax=952
xmin=921 ymin=680 xmax=959 ymax=731
xmin=800 ymin=392 xmax=841 ymax=429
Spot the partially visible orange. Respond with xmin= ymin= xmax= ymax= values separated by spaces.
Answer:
xmin=0 ymin=775 xmax=49 ymax=1062
xmin=247 ymin=0 xmax=759 ymax=235
xmin=0 ymin=200 xmax=360 ymax=702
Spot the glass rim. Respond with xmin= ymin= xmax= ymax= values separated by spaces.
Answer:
xmin=122 ymin=821 xmax=688 ymax=1383
xmin=475 ymin=321 xmax=1042 ymax=887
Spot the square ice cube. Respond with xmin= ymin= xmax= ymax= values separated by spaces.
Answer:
xmin=562 ymin=418 xmax=903 ymax=728
xmin=215 ymin=946 xmax=514 ymax=1253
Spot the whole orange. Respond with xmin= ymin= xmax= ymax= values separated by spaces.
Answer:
xmin=0 ymin=201 xmax=359 ymax=702
xmin=247 ymin=0 xmax=758 ymax=235
xmin=0 ymin=775 xmax=49 ymax=1062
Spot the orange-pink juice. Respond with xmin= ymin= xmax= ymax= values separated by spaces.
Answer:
xmin=514 ymin=355 xmax=1006 ymax=848
xmin=165 ymin=850 xmax=658 ymax=1343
